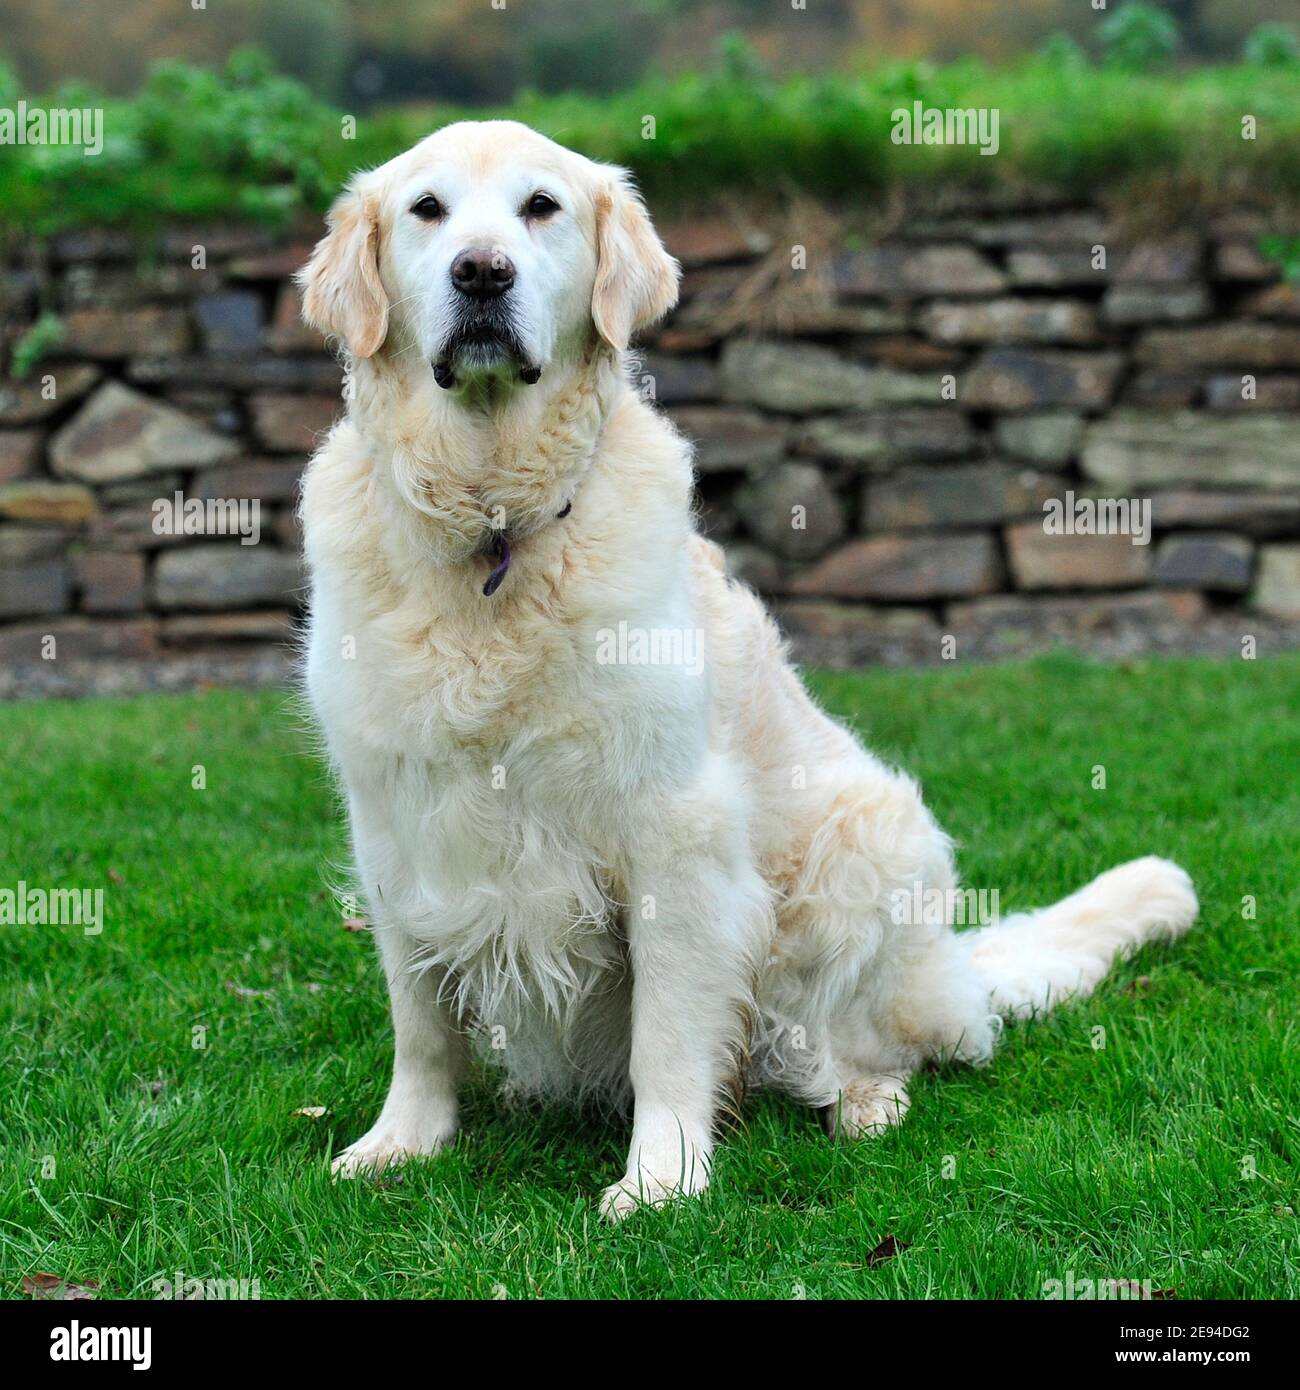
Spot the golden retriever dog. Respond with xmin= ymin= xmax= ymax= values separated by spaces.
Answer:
xmin=297 ymin=121 xmax=1198 ymax=1218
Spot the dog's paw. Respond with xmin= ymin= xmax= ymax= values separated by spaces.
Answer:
xmin=598 ymin=1144 xmax=711 ymax=1222
xmin=598 ymin=1167 xmax=708 ymax=1222
xmin=330 ymin=1117 xmax=455 ymax=1179
xmin=821 ymin=1075 xmax=910 ymax=1140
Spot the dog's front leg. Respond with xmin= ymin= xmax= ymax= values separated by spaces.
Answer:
xmin=332 ymin=926 xmax=465 ymax=1178
xmin=601 ymin=788 xmax=769 ymax=1220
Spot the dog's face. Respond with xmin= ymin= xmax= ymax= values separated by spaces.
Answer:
xmin=298 ymin=121 xmax=680 ymax=391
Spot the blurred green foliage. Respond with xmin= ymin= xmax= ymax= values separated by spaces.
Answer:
xmin=1099 ymin=2 xmax=1181 ymax=72
xmin=1259 ymin=234 xmax=1300 ymax=284
xmin=1036 ymin=32 xmax=1090 ymax=71
xmin=9 ymin=312 xmax=64 ymax=379
xmin=1243 ymin=22 xmax=1300 ymax=67
xmin=1 ymin=44 xmax=1298 ymax=237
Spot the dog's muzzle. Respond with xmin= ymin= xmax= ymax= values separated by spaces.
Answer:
xmin=432 ymin=355 xmax=542 ymax=391
xmin=432 ymin=299 xmax=542 ymax=390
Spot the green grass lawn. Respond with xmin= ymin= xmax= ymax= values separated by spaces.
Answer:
xmin=1 ymin=652 xmax=1297 ymax=1299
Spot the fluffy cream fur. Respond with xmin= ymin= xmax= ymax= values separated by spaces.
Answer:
xmin=298 ymin=122 xmax=1199 ymax=1219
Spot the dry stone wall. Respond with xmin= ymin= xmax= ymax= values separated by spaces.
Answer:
xmin=2 ymin=202 xmax=1299 ymax=693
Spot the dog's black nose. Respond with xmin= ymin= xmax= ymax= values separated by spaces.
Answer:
xmin=450 ymin=247 xmax=515 ymax=298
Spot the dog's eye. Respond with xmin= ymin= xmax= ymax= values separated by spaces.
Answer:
xmin=524 ymin=191 xmax=559 ymax=220
xmin=411 ymin=194 xmax=444 ymax=222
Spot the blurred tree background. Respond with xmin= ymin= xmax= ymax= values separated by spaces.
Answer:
xmin=3 ymin=0 xmax=1296 ymax=103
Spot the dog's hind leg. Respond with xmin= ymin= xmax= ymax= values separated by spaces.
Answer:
xmin=760 ymin=766 xmax=997 ymax=1136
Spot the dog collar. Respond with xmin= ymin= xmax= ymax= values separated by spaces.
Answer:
xmin=481 ymin=498 xmax=575 ymax=598
xmin=478 ymin=345 xmax=613 ymax=598
xmin=482 ymin=533 xmax=513 ymax=597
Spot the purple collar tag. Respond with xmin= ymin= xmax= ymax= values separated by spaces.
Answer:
xmin=482 ymin=533 xmax=512 ymax=597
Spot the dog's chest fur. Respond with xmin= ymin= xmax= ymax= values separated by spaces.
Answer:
xmin=303 ymin=400 xmax=704 ymax=1097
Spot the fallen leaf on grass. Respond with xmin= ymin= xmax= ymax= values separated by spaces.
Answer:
xmin=108 ymin=868 xmax=124 ymax=885
xmin=292 ymin=1106 xmax=329 ymax=1119
xmin=865 ymin=1234 xmax=911 ymax=1267
xmin=23 ymin=1272 xmax=99 ymax=1300
xmin=1111 ymin=1279 xmax=1176 ymax=1301
xmin=1122 ymin=976 xmax=1153 ymax=996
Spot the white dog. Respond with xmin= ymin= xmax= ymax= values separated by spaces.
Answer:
xmin=297 ymin=121 xmax=1198 ymax=1219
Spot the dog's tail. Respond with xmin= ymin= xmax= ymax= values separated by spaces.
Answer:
xmin=963 ymin=856 xmax=1198 ymax=1020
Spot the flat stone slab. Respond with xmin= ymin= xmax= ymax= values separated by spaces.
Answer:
xmin=51 ymin=382 xmax=238 ymax=482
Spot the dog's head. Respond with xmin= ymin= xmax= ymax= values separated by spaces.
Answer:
xmin=298 ymin=120 xmax=680 ymax=390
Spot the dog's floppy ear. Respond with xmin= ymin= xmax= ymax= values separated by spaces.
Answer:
xmin=297 ymin=178 xmax=389 ymax=358
xmin=591 ymin=170 xmax=680 ymax=353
